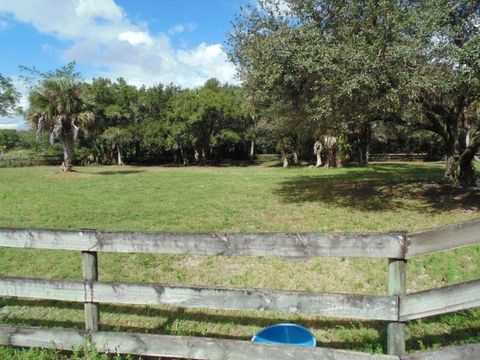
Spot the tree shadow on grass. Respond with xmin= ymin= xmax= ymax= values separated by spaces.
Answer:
xmin=2 ymin=299 xmax=478 ymax=353
xmin=274 ymin=164 xmax=480 ymax=213
xmin=0 ymin=298 xmax=386 ymax=352
xmin=90 ymin=170 xmax=146 ymax=175
xmin=406 ymin=310 xmax=480 ymax=351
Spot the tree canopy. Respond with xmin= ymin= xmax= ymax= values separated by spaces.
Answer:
xmin=0 ymin=74 xmax=19 ymax=117
xmin=228 ymin=0 xmax=480 ymax=184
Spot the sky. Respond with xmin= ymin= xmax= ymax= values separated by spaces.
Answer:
xmin=0 ymin=0 xmax=253 ymax=130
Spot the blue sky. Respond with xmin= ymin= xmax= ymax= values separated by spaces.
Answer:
xmin=0 ymin=0 xmax=253 ymax=129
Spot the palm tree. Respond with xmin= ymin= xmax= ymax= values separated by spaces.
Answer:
xmin=26 ymin=78 xmax=94 ymax=172
xmin=101 ymin=127 xmax=132 ymax=166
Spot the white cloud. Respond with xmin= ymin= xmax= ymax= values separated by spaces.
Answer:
xmin=75 ymin=0 xmax=123 ymax=23
xmin=0 ymin=0 xmax=129 ymax=41
xmin=118 ymin=31 xmax=153 ymax=46
xmin=0 ymin=0 xmax=237 ymax=88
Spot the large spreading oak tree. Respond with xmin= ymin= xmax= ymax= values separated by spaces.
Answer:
xmin=228 ymin=0 xmax=411 ymax=167
xmin=229 ymin=0 xmax=480 ymax=184
xmin=402 ymin=0 xmax=480 ymax=186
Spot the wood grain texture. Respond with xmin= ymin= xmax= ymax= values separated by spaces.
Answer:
xmin=83 ymin=251 xmax=99 ymax=331
xmin=92 ymin=330 xmax=399 ymax=360
xmin=0 ymin=325 xmax=85 ymax=351
xmin=0 ymin=276 xmax=398 ymax=321
xmin=0 ymin=325 xmax=400 ymax=360
xmin=93 ymin=281 xmax=399 ymax=321
xmin=0 ymin=276 xmax=84 ymax=302
xmin=387 ymin=259 xmax=407 ymax=356
xmin=0 ymin=228 xmax=406 ymax=258
xmin=400 ymin=280 xmax=480 ymax=321
xmin=401 ymin=344 xmax=480 ymax=360
xmin=406 ymin=219 xmax=480 ymax=258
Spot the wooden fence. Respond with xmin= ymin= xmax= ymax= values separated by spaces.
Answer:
xmin=368 ymin=153 xmax=430 ymax=161
xmin=0 ymin=219 xmax=479 ymax=359
xmin=0 ymin=154 xmax=62 ymax=167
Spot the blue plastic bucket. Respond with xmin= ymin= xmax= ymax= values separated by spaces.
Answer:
xmin=251 ymin=323 xmax=316 ymax=347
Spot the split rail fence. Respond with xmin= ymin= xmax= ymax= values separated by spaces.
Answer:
xmin=0 ymin=219 xmax=479 ymax=359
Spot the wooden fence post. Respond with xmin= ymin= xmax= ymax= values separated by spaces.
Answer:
xmin=387 ymin=258 xmax=406 ymax=356
xmin=83 ymin=251 xmax=99 ymax=331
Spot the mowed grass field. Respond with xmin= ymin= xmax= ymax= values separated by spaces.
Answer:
xmin=0 ymin=162 xmax=479 ymax=359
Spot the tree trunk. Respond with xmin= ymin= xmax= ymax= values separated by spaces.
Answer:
xmin=178 ymin=146 xmax=185 ymax=165
xmin=194 ymin=148 xmax=200 ymax=163
xmin=250 ymin=138 xmax=255 ymax=160
xmin=324 ymin=136 xmax=337 ymax=168
xmin=444 ymin=122 xmax=459 ymax=183
xmin=458 ymin=133 xmax=480 ymax=186
xmin=358 ymin=146 xmax=369 ymax=167
xmin=201 ymin=147 xmax=207 ymax=164
xmin=459 ymin=158 xmax=476 ymax=186
xmin=445 ymin=153 xmax=459 ymax=183
xmin=314 ymin=140 xmax=322 ymax=167
xmin=60 ymin=137 xmax=75 ymax=172
xmin=358 ymin=123 xmax=371 ymax=167
xmin=466 ymin=128 xmax=480 ymax=163
xmin=281 ymin=150 xmax=289 ymax=167
xmin=292 ymin=150 xmax=299 ymax=165
xmin=117 ymin=145 xmax=124 ymax=166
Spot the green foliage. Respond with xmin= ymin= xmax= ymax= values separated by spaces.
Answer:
xmin=101 ymin=127 xmax=133 ymax=148
xmin=228 ymin=0 xmax=480 ymax=175
xmin=26 ymin=78 xmax=94 ymax=132
xmin=228 ymin=0 xmax=417 ymax=164
xmin=0 ymin=74 xmax=19 ymax=116
xmin=0 ymin=130 xmax=21 ymax=151
xmin=75 ymin=77 xmax=253 ymax=164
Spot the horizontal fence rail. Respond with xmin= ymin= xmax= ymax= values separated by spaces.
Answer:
xmin=0 ymin=276 xmax=398 ymax=321
xmin=0 ymin=228 xmax=407 ymax=258
xmin=406 ymin=219 xmax=480 ymax=258
xmin=400 ymin=280 xmax=480 ymax=321
xmin=402 ymin=344 xmax=480 ymax=360
xmin=0 ymin=220 xmax=479 ymax=359
xmin=0 ymin=325 xmax=399 ymax=360
xmin=1 ymin=325 xmax=478 ymax=360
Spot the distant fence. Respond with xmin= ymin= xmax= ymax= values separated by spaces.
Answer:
xmin=0 ymin=220 xmax=479 ymax=359
xmin=0 ymin=154 xmax=62 ymax=167
xmin=369 ymin=153 xmax=430 ymax=161
xmin=0 ymin=153 xmax=466 ymax=168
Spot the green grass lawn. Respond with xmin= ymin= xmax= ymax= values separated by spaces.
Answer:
xmin=0 ymin=162 xmax=479 ymax=359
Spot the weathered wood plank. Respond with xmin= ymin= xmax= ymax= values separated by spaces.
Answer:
xmin=93 ymin=282 xmax=399 ymax=321
xmin=83 ymin=251 xmax=99 ymax=331
xmin=0 ymin=325 xmax=85 ymax=351
xmin=406 ymin=219 xmax=480 ymax=258
xmin=0 ymin=325 xmax=400 ymax=360
xmin=0 ymin=228 xmax=406 ymax=258
xmin=0 ymin=276 xmax=398 ymax=320
xmin=399 ymin=280 xmax=480 ymax=321
xmin=387 ymin=259 xmax=407 ymax=356
xmin=0 ymin=276 xmax=84 ymax=302
xmin=92 ymin=330 xmax=399 ymax=360
xmin=401 ymin=344 xmax=480 ymax=360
